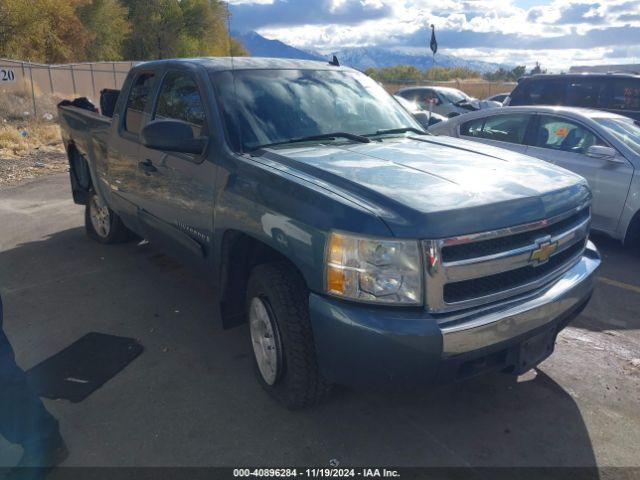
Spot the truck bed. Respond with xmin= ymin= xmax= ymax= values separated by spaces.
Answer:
xmin=57 ymin=104 xmax=112 ymax=205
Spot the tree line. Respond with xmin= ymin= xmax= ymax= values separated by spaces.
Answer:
xmin=365 ymin=63 xmax=547 ymax=84
xmin=0 ymin=0 xmax=247 ymax=64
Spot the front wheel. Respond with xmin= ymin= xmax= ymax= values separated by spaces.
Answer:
xmin=85 ymin=192 xmax=132 ymax=244
xmin=246 ymin=262 xmax=332 ymax=409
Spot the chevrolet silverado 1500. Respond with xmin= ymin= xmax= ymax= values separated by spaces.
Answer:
xmin=58 ymin=58 xmax=601 ymax=409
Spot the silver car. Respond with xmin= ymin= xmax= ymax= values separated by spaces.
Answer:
xmin=396 ymin=86 xmax=501 ymax=117
xmin=429 ymin=105 xmax=640 ymax=244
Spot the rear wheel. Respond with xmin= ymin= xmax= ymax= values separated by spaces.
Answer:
xmin=85 ymin=192 xmax=132 ymax=244
xmin=246 ymin=262 xmax=332 ymax=409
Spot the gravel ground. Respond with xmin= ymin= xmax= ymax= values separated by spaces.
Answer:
xmin=0 ymin=147 xmax=68 ymax=187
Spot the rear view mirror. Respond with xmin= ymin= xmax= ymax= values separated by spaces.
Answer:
xmin=141 ymin=119 xmax=206 ymax=155
xmin=586 ymin=145 xmax=616 ymax=159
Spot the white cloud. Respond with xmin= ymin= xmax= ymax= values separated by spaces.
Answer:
xmin=237 ymin=0 xmax=640 ymax=70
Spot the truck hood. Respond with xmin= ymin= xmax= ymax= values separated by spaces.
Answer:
xmin=259 ymin=135 xmax=590 ymax=238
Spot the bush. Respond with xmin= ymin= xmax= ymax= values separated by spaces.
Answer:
xmin=0 ymin=89 xmax=62 ymax=123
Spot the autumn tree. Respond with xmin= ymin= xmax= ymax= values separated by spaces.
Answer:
xmin=0 ymin=0 xmax=246 ymax=62
xmin=77 ymin=0 xmax=131 ymax=61
xmin=0 ymin=0 xmax=90 ymax=63
xmin=178 ymin=0 xmax=227 ymax=57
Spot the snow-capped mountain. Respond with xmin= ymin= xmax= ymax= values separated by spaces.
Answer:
xmin=232 ymin=31 xmax=325 ymax=61
xmin=232 ymin=31 xmax=510 ymax=73
xmin=328 ymin=46 xmax=508 ymax=73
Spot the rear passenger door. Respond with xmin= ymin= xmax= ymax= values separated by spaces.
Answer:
xmin=135 ymin=68 xmax=216 ymax=267
xmin=458 ymin=113 xmax=533 ymax=153
xmin=524 ymin=114 xmax=633 ymax=234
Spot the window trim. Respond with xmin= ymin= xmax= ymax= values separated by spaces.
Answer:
xmin=120 ymin=70 xmax=157 ymax=140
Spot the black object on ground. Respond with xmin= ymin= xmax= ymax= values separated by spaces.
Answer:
xmin=26 ymin=333 xmax=143 ymax=403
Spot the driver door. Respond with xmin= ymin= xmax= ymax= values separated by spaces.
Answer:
xmin=135 ymin=68 xmax=215 ymax=268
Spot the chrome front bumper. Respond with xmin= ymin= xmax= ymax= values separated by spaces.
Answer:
xmin=441 ymin=240 xmax=600 ymax=356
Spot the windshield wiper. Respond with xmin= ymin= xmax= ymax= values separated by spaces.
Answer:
xmin=366 ymin=127 xmax=429 ymax=136
xmin=250 ymin=132 xmax=370 ymax=151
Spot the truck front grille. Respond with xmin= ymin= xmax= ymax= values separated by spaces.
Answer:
xmin=441 ymin=208 xmax=589 ymax=262
xmin=423 ymin=204 xmax=590 ymax=314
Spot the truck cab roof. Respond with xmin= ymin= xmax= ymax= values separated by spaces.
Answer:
xmin=133 ymin=57 xmax=353 ymax=73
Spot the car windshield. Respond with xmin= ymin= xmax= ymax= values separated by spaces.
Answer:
xmin=595 ymin=117 xmax=640 ymax=155
xmin=211 ymin=69 xmax=420 ymax=152
xmin=439 ymin=88 xmax=473 ymax=104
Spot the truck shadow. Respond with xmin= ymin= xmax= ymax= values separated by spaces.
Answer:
xmin=0 ymin=227 xmax=600 ymax=471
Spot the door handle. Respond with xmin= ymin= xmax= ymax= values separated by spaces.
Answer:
xmin=138 ymin=159 xmax=157 ymax=174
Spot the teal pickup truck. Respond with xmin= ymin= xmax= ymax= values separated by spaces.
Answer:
xmin=57 ymin=58 xmax=600 ymax=409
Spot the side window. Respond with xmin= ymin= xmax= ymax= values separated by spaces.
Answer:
xmin=460 ymin=118 xmax=485 ymax=137
xmin=461 ymin=114 xmax=531 ymax=144
xmin=416 ymin=90 xmax=438 ymax=108
xmin=520 ymin=79 xmax=567 ymax=105
xmin=154 ymin=72 xmax=206 ymax=136
xmin=124 ymin=73 xmax=155 ymax=135
xmin=566 ymin=78 xmax=607 ymax=108
xmin=533 ymin=115 xmax=604 ymax=154
xmin=608 ymin=79 xmax=640 ymax=111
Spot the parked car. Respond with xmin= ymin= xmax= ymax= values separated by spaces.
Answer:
xmin=57 ymin=58 xmax=600 ymax=409
xmin=396 ymin=86 xmax=501 ymax=117
xmin=505 ymin=73 xmax=640 ymax=121
xmin=394 ymin=95 xmax=447 ymax=128
xmin=484 ymin=92 xmax=510 ymax=104
xmin=429 ymin=106 xmax=640 ymax=244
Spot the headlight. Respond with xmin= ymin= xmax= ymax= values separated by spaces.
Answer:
xmin=325 ymin=232 xmax=423 ymax=305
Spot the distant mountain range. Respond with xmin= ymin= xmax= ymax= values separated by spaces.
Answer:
xmin=232 ymin=31 xmax=325 ymax=61
xmin=232 ymin=31 xmax=510 ymax=73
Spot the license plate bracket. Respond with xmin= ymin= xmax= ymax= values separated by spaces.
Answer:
xmin=514 ymin=328 xmax=556 ymax=374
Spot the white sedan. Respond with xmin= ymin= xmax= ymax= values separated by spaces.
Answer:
xmin=429 ymin=105 xmax=640 ymax=244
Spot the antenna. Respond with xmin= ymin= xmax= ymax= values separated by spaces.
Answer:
xmin=329 ymin=55 xmax=340 ymax=67
xmin=226 ymin=1 xmax=244 ymax=154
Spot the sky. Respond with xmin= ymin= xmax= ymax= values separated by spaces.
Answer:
xmin=228 ymin=0 xmax=640 ymax=71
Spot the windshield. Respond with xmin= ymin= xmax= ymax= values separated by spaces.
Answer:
xmin=211 ymin=69 xmax=420 ymax=151
xmin=438 ymin=88 xmax=473 ymax=104
xmin=595 ymin=117 xmax=640 ymax=155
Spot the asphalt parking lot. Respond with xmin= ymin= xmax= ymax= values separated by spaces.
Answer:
xmin=0 ymin=173 xmax=639 ymax=471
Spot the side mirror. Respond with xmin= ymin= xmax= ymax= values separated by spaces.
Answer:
xmin=141 ymin=119 xmax=206 ymax=155
xmin=586 ymin=145 xmax=616 ymax=159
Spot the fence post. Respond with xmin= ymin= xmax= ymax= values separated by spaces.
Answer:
xmin=20 ymin=61 xmax=27 ymax=93
xmin=90 ymin=63 xmax=96 ymax=99
xmin=27 ymin=59 xmax=37 ymax=117
xmin=47 ymin=65 xmax=54 ymax=94
xmin=70 ymin=64 xmax=77 ymax=95
xmin=112 ymin=62 xmax=117 ymax=88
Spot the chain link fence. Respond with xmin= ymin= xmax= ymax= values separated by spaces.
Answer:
xmin=1 ymin=58 xmax=137 ymax=115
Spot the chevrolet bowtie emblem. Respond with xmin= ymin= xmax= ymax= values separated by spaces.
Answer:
xmin=530 ymin=240 xmax=558 ymax=265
